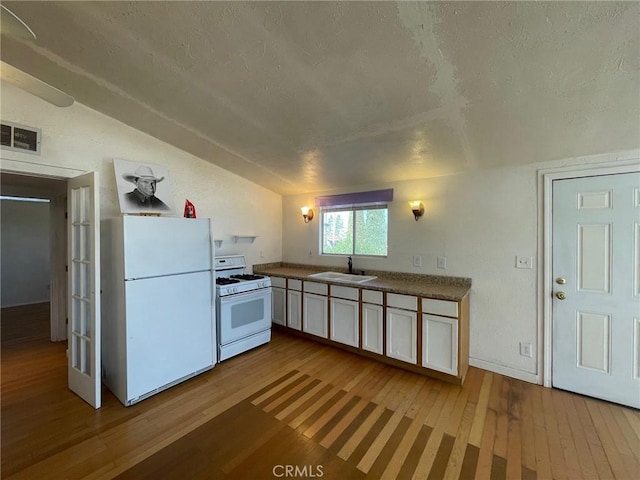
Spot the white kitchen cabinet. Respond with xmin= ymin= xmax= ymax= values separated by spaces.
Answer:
xmin=421 ymin=298 xmax=460 ymax=376
xmin=329 ymin=285 xmax=359 ymax=347
xmin=386 ymin=306 xmax=417 ymax=364
xmin=362 ymin=302 xmax=383 ymax=354
xmin=270 ymin=276 xmax=286 ymax=326
xmin=330 ymin=297 xmax=359 ymax=347
xmin=272 ymin=286 xmax=286 ymax=326
xmin=422 ymin=313 xmax=458 ymax=375
xmin=303 ymin=292 xmax=328 ymax=338
xmin=361 ymin=289 xmax=383 ymax=355
xmin=287 ymin=289 xmax=302 ymax=331
xmin=261 ymin=270 xmax=469 ymax=384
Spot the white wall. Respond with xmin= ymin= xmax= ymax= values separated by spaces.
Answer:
xmin=3 ymin=80 xmax=635 ymax=383
xmin=1 ymin=199 xmax=50 ymax=307
xmin=282 ymin=151 xmax=639 ymax=382
xmin=0 ymin=82 xmax=283 ymax=269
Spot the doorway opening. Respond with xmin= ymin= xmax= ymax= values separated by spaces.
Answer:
xmin=0 ymin=172 xmax=67 ymax=344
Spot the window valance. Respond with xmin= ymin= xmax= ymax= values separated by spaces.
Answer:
xmin=315 ymin=188 xmax=393 ymax=207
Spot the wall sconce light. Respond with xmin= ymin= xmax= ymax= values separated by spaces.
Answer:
xmin=408 ymin=201 xmax=424 ymax=221
xmin=301 ymin=206 xmax=314 ymax=223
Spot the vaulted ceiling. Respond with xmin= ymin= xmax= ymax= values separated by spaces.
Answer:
xmin=1 ymin=1 xmax=638 ymax=195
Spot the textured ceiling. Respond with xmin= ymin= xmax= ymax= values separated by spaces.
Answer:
xmin=1 ymin=1 xmax=638 ymax=195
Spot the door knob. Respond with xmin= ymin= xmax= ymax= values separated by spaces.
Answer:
xmin=555 ymin=277 xmax=566 ymax=285
xmin=555 ymin=291 xmax=567 ymax=300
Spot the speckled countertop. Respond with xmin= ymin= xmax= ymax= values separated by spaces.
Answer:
xmin=254 ymin=262 xmax=471 ymax=302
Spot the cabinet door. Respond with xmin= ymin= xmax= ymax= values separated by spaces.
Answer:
xmin=386 ymin=307 xmax=417 ymax=364
xmin=303 ymin=293 xmax=328 ymax=338
xmin=272 ymin=287 xmax=286 ymax=326
xmin=362 ymin=303 xmax=383 ymax=354
xmin=330 ymin=298 xmax=359 ymax=347
xmin=422 ymin=314 xmax=458 ymax=375
xmin=287 ymin=290 xmax=302 ymax=331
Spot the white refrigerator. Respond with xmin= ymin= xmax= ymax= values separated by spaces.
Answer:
xmin=101 ymin=216 xmax=216 ymax=406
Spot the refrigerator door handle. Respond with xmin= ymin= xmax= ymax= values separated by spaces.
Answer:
xmin=125 ymin=269 xmax=213 ymax=282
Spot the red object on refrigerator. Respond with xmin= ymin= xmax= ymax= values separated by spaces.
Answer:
xmin=183 ymin=199 xmax=196 ymax=218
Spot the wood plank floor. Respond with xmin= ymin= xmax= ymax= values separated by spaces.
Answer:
xmin=2 ymin=303 xmax=639 ymax=479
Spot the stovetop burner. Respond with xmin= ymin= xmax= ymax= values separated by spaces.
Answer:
xmin=230 ymin=274 xmax=265 ymax=281
xmin=216 ymin=277 xmax=240 ymax=285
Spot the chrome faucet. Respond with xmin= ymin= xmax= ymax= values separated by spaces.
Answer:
xmin=348 ymin=255 xmax=353 ymax=274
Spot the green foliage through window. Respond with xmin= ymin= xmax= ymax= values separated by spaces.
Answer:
xmin=321 ymin=205 xmax=387 ymax=256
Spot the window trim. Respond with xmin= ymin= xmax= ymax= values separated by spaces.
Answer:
xmin=320 ymin=203 xmax=388 ymax=257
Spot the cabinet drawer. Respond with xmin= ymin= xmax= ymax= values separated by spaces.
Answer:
xmin=387 ymin=293 xmax=417 ymax=311
xmin=362 ymin=289 xmax=383 ymax=305
xmin=330 ymin=285 xmax=358 ymax=301
xmin=271 ymin=276 xmax=286 ymax=288
xmin=304 ymin=281 xmax=328 ymax=295
xmin=288 ymin=279 xmax=302 ymax=291
xmin=422 ymin=298 xmax=458 ymax=317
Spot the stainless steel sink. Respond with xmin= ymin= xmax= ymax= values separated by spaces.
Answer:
xmin=307 ymin=271 xmax=377 ymax=283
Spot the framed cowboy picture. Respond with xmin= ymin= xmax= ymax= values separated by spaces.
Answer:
xmin=113 ymin=158 xmax=176 ymax=215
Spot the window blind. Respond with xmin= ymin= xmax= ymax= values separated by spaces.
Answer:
xmin=315 ymin=188 xmax=393 ymax=207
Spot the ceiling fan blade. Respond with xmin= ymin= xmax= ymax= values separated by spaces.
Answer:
xmin=1 ymin=5 xmax=37 ymax=40
xmin=0 ymin=7 xmax=74 ymax=108
xmin=1 ymin=61 xmax=74 ymax=107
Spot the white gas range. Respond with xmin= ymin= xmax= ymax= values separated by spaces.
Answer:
xmin=215 ymin=255 xmax=272 ymax=361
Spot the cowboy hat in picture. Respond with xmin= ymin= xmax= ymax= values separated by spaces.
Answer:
xmin=113 ymin=158 xmax=175 ymax=215
xmin=122 ymin=165 xmax=165 ymax=184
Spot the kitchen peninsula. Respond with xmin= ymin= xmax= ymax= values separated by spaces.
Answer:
xmin=254 ymin=263 xmax=471 ymax=384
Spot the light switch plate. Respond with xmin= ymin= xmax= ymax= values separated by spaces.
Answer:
xmin=516 ymin=256 xmax=533 ymax=269
xmin=437 ymin=256 xmax=447 ymax=269
xmin=413 ymin=255 xmax=422 ymax=267
xmin=520 ymin=342 xmax=533 ymax=358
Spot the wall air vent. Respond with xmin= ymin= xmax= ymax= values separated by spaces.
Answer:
xmin=1 ymin=121 xmax=41 ymax=155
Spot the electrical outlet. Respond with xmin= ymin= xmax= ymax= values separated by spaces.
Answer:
xmin=516 ymin=256 xmax=533 ymax=269
xmin=413 ymin=255 xmax=422 ymax=267
xmin=308 ymin=250 xmax=313 ymax=257
xmin=437 ymin=256 xmax=447 ymax=269
xmin=260 ymin=250 xmax=264 ymax=258
xmin=520 ymin=342 xmax=533 ymax=358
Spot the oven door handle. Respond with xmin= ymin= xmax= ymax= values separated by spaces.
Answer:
xmin=219 ymin=287 xmax=271 ymax=304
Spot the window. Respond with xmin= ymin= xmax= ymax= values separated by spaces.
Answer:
xmin=321 ymin=205 xmax=388 ymax=256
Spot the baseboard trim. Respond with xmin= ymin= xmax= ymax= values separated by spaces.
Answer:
xmin=469 ymin=357 xmax=540 ymax=384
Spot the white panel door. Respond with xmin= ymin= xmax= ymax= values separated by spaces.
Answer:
xmin=67 ymin=172 xmax=101 ymax=408
xmin=552 ymin=172 xmax=640 ymax=408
